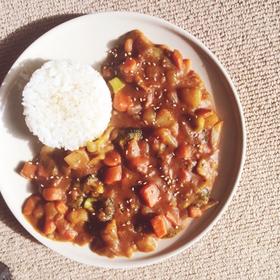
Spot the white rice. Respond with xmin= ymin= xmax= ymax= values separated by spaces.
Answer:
xmin=22 ymin=60 xmax=112 ymax=150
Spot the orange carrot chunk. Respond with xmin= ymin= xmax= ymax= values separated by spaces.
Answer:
xmin=22 ymin=195 xmax=41 ymax=216
xmin=104 ymin=165 xmax=122 ymax=184
xmin=140 ymin=183 xmax=160 ymax=207
xmin=166 ymin=208 xmax=180 ymax=226
xmin=43 ymin=220 xmax=56 ymax=235
xmin=20 ymin=162 xmax=37 ymax=179
xmin=42 ymin=187 xmax=64 ymax=201
xmin=151 ymin=215 xmax=168 ymax=238
xmin=103 ymin=150 xmax=121 ymax=166
xmin=113 ymin=91 xmax=133 ymax=112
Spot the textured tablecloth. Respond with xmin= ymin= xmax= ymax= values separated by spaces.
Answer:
xmin=0 ymin=0 xmax=279 ymax=279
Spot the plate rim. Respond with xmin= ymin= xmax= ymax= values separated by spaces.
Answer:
xmin=0 ymin=11 xmax=246 ymax=269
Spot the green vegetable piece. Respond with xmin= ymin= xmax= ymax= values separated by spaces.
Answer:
xmin=117 ymin=128 xmax=143 ymax=148
xmin=83 ymin=197 xmax=96 ymax=212
xmin=108 ymin=77 xmax=125 ymax=93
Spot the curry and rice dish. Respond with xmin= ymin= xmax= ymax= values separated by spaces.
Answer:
xmin=20 ymin=30 xmax=223 ymax=257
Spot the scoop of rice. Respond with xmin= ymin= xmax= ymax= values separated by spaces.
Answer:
xmin=22 ymin=60 xmax=112 ymax=150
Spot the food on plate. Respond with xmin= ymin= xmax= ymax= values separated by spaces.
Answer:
xmin=22 ymin=60 xmax=112 ymax=150
xmin=20 ymin=30 xmax=222 ymax=258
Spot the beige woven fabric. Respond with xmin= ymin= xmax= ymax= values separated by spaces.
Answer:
xmin=0 ymin=0 xmax=279 ymax=279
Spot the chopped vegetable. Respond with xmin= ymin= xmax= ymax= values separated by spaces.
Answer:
xmin=108 ymin=77 xmax=125 ymax=93
xmin=195 ymin=108 xmax=213 ymax=118
xmin=104 ymin=165 xmax=122 ymax=184
xmin=22 ymin=195 xmax=41 ymax=216
xmin=140 ymin=182 xmax=160 ymax=207
xmin=193 ymin=116 xmax=205 ymax=132
xmin=113 ymin=91 xmax=133 ymax=112
xmin=20 ymin=162 xmax=37 ymax=179
xmin=156 ymin=128 xmax=178 ymax=147
xmin=55 ymin=218 xmax=78 ymax=241
xmin=204 ymin=112 xmax=219 ymax=128
xmin=42 ymin=187 xmax=64 ymax=201
xmin=97 ymin=198 xmax=115 ymax=222
xmin=129 ymin=156 xmax=150 ymax=174
xmin=176 ymin=144 xmax=191 ymax=160
xmin=43 ymin=220 xmax=56 ymax=235
xmin=102 ymin=219 xmax=119 ymax=250
xmin=136 ymin=235 xmax=157 ymax=252
xmin=181 ymin=87 xmax=202 ymax=109
xmin=67 ymin=209 xmax=88 ymax=224
xmin=210 ymin=121 xmax=223 ymax=149
xmin=156 ymin=109 xmax=175 ymax=128
xmin=64 ymin=150 xmax=89 ymax=170
xmin=150 ymin=215 xmax=168 ymax=238
xmin=196 ymin=158 xmax=212 ymax=178
xmin=124 ymin=38 xmax=133 ymax=53
xmin=103 ymin=150 xmax=121 ymax=166
xmin=44 ymin=202 xmax=58 ymax=220
xmin=171 ymin=49 xmax=183 ymax=70
xmin=55 ymin=201 xmax=68 ymax=214
xmin=188 ymin=206 xmax=202 ymax=218
xmin=83 ymin=197 xmax=96 ymax=212
xmin=83 ymin=175 xmax=104 ymax=195
xmin=166 ymin=208 xmax=180 ymax=226
xmin=120 ymin=58 xmax=137 ymax=74
xmin=143 ymin=108 xmax=156 ymax=125
xmin=117 ymin=127 xmax=143 ymax=148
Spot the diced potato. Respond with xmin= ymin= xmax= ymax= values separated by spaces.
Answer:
xmin=86 ymin=141 xmax=98 ymax=153
xmin=108 ymin=77 xmax=125 ymax=93
xmin=136 ymin=235 xmax=157 ymax=252
xmin=196 ymin=159 xmax=211 ymax=178
xmin=193 ymin=116 xmax=205 ymax=132
xmin=64 ymin=150 xmax=89 ymax=170
xmin=156 ymin=128 xmax=178 ymax=148
xmin=181 ymin=87 xmax=202 ymax=109
xmin=210 ymin=121 xmax=223 ymax=149
xmin=204 ymin=112 xmax=219 ymax=128
xmin=143 ymin=108 xmax=156 ymax=125
xmin=156 ymin=109 xmax=175 ymax=128
xmin=66 ymin=209 xmax=88 ymax=225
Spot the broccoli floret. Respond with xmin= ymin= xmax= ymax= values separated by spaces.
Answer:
xmin=117 ymin=127 xmax=143 ymax=148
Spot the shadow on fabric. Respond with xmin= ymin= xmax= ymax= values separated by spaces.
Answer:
xmin=0 ymin=13 xmax=84 ymax=85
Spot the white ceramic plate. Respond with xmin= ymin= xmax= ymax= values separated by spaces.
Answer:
xmin=0 ymin=12 xmax=246 ymax=268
